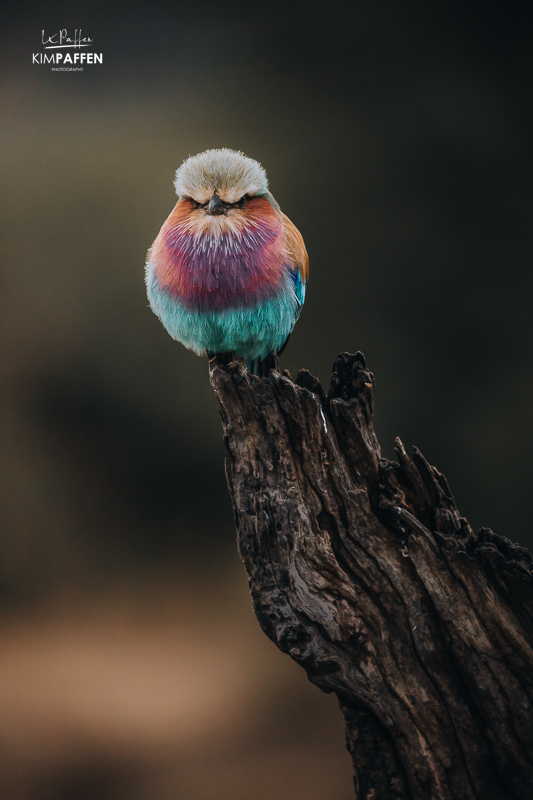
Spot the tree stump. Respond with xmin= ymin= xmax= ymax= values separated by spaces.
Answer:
xmin=209 ymin=351 xmax=533 ymax=800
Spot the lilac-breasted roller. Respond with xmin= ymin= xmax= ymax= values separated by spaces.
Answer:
xmin=145 ymin=149 xmax=308 ymax=375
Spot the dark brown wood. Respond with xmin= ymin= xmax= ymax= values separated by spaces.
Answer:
xmin=209 ymin=351 xmax=533 ymax=800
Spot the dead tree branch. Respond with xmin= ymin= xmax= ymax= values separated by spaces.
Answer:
xmin=209 ymin=351 xmax=533 ymax=800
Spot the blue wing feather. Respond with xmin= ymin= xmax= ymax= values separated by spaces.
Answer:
xmin=288 ymin=265 xmax=306 ymax=306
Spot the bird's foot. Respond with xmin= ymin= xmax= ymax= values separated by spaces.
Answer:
xmin=260 ymin=351 xmax=279 ymax=377
xmin=208 ymin=351 xmax=249 ymax=386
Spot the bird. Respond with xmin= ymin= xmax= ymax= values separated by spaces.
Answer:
xmin=145 ymin=148 xmax=308 ymax=376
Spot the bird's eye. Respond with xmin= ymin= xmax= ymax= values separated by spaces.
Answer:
xmin=236 ymin=196 xmax=246 ymax=209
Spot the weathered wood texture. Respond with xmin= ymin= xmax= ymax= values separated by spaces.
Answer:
xmin=209 ymin=351 xmax=533 ymax=800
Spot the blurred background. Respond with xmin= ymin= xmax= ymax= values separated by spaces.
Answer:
xmin=1 ymin=1 xmax=532 ymax=797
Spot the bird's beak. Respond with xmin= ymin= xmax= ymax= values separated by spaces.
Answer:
xmin=207 ymin=193 xmax=228 ymax=216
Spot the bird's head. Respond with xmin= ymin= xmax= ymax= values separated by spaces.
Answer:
xmin=173 ymin=149 xmax=276 ymax=235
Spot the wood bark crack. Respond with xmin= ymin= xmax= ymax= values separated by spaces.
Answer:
xmin=209 ymin=351 xmax=533 ymax=800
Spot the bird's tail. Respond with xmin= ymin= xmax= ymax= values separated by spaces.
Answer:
xmin=246 ymin=357 xmax=261 ymax=376
xmin=246 ymin=352 xmax=279 ymax=378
